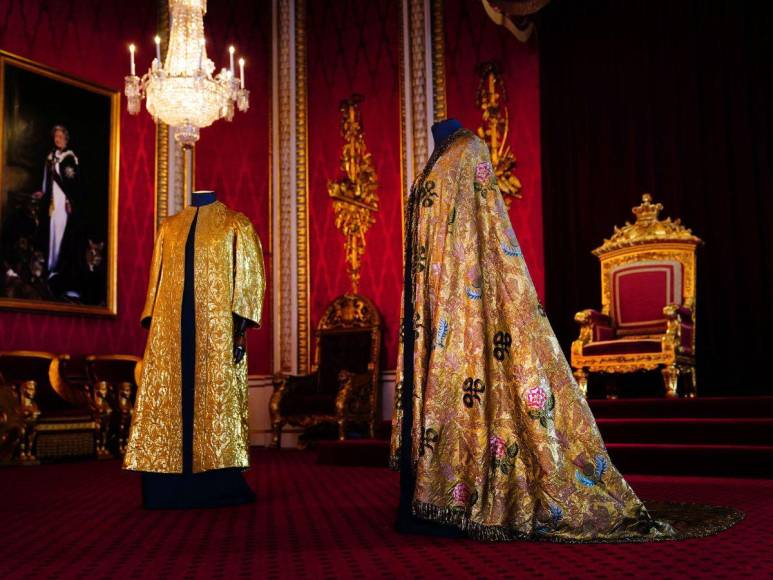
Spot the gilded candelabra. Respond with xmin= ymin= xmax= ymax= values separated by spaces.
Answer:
xmin=476 ymin=62 xmax=521 ymax=207
xmin=328 ymin=95 xmax=379 ymax=294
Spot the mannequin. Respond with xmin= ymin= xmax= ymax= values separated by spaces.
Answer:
xmin=431 ymin=118 xmax=463 ymax=154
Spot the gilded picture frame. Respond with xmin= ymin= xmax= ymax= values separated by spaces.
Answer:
xmin=0 ymin=51 xmax=119 ymax=317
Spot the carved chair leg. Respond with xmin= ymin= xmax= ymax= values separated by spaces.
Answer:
xmin=605 ymin=376 xmax=619 ymax=400
xmin=661 ymin=364 xmax=679 ymax=398
xmin=271 ymin=422 xmax=283 ymax=448
xmin=688 ymin=366 xmax=698 ymax=398
xmin=368 ymin=418 xmax=376 ymax=439
xmin=573 ymin=368 xmax=589 ymax=397
xmin=338 ymin=419 xmax=346 ymax=441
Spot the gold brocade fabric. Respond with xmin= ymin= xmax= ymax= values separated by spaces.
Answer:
xmin=390 ymin=132 xmax=676 ymax=542
xmin=124 ymin=201 xmax=265 ymax=474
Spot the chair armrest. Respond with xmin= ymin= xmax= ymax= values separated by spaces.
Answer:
xmin=272 ymin=372 xmax=318 ymax=394
xmin=663 ymin=304 xmax=693 ymax=324
xmin=335 ymin=370 xmax=375 ymax=416
xmin=574 ymin=309 xmax=614 ymax=344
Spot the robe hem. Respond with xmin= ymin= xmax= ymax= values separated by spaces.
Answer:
xmin=411 ymin=499 xmax=744 ymax=544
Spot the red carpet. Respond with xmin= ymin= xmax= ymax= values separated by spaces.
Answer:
xmin=1 ymin=449 xmax=771 ymax=579
xmin=318 ymin=397 xmax=773 ymax=477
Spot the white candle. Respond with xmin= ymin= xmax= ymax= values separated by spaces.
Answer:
xmin=239 ymin=58 xmax=245 ymax=89
xmin=199 ymin=40 xmax=205 ymax=72
xmin=229 ymin=46 xmax=235 ymax=77
xmin=129 ymin=44 xmax=136 ymax=76
xmin=154 ymin=35 xmax=161 ymax=64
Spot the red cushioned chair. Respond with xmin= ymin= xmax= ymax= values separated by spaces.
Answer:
xmin=269 ymin=294 xmax=382 ymax=447
xmin=571 ymin=195 xmax=703 ymax=398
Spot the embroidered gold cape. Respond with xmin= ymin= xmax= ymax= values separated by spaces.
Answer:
xmin=124 ymin=202 xmax=265 ymax=473
xmin=391 ymin=131 xmax=675 ymax=542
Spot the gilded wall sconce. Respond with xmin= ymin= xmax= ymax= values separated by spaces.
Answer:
xmin=327 ymin=94 xmax=379 ymax=294
xmin=476 ymin=61 xmax=522 ymax=207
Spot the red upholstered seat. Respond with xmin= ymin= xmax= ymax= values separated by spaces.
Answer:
xmin=611 ymin=260 xmax=683 ymax=336
xmin=583 ymin=339 xmax=662 ymax=356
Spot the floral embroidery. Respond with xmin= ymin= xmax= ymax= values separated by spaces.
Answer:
xmin=466 ymin=265 xmax=483 ymax=299
xmin=435 ymin=318 xmax=449 ymax=349
xmin=490 ymin=435 xmax=519 ymax=474
xmin=476 ymin=161 xmax=493 ymax=183
xmin=526 ymin=387 xmax=548 ymax=410
xmin=451 ymin=482 xmax=478 ymax=506
xmin=536 ymin=504 xmax=564 ymax=535
xmin=526 ymin=386 xmax=555 ymax=428
xmin=576 ymin=455 xmax=609 ymax=488
xmin=501 ymin=226 xmax=522 ymax=257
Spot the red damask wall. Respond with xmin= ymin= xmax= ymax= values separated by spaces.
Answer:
xmin=306 ymin=0 xmax=403 ymax=369
xmin=195 ymin=1 xmax=272 ymax=375
xmin=0 ymin=0 xmax=157 ymax=356
xmin=442 ymin=0 xmax=544 ymax=300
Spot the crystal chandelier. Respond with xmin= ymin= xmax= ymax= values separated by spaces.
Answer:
xmin=124 ymin=0 xmax=249 ymax=147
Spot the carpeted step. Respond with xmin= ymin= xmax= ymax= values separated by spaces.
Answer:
xmin=605 ymin=443 xmax=773 ymax=478
xmin=597 ymin=418 xmax=773 ymax=445
xmin=588 ymin=396 xmax=773 ymax=419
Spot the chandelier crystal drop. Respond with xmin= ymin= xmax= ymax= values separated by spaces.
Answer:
xmin=124 ymin=0 xmax=249 ymax=147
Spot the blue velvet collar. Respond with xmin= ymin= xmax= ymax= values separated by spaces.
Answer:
xmin=191 ymin=191 xmax=217 ymax=207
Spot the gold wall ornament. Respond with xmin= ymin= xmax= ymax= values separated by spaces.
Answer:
xmin=327 ymin=94 xmax=380 ymax=294
xmin=476 ymin=61 xmax=522 ymax=207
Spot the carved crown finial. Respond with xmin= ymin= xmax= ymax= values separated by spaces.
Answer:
xmin=593 ymin=194 xmax=702 ymax=256
xmin=631 ymin=193 xmax=662 ymax=225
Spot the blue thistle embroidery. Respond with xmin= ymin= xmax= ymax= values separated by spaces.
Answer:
xmin=466 ymin=287 xmax=482 ymax=300
xmin=501 ymin=241 xmax=522 ymax=257
xmin=549 ymin=505 xmax=563 ymax=526
xmin=594 ymin=455 xmax=608 ymax=480
xmin=576 ymin=470 xmax=596 ymax=488
xmin=434 ymin=318 xmax=449 ymax=348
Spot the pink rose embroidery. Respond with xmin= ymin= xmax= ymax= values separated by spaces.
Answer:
xmin=452 ymin=482 xmax=471 ymax=505
xmin=526 ymin=387 xmax=548 ymax=410
xmin=475 ymin=161 xmax=493 ymax=183
xmin=489 ymin=435 xmax=507 ymax=460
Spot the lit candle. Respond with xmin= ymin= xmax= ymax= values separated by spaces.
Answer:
xmin=129 ymin=44 xmax=136 ymax=76
xmin=229 ymin=46 xmax=235 ymax=77
xmin=154 ymin=35 xmax=161 ymax=64
xmin=239 ymin=58 xmax=245 ymax=89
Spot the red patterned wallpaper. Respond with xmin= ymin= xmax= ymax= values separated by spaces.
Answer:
xmin=442 ymin=0 xmax=544 ymax=300
xmin=306 ymin=0 xmax=403 ymax=369
xmin=0 ymin=0 xmax=157 ymax=356
xmin=195 ymin=1 xmax=272 ymax=375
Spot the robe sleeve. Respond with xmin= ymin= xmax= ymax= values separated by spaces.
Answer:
xmin=140 ymin=222 xmax=165 ymax=328
xmin=232 ymin=214 xmax=265 ymax=327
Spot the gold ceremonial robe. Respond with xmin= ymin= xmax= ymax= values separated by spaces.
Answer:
xmin=391 ymin=131 xmax=674 ymax=542
xmin=124 ymin=201 xmax=265 ymax=473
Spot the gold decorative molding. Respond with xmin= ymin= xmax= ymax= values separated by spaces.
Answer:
xmin=430 ymin=0 xmax=447 ymax=123
xmin=476 ymin=61 xmax=521 ymax=207
xmin=154 ymin=0 xmax=170 ymax=231
xmin=295 ymin=0 xmax=310 ymax=373
xmin=408 ymin=0 xmax=430 ymax=176
xmin=328 ymin=95 xmax=379 ymax=294
xmin=594 ymin=194 xmax=704 ymax=256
